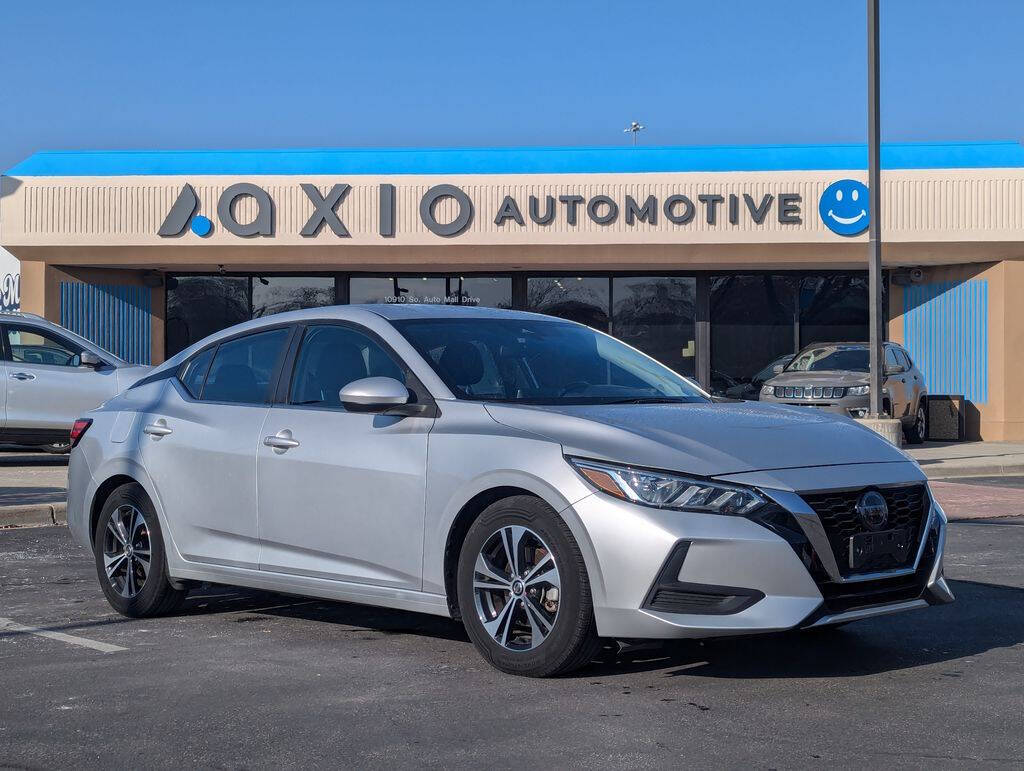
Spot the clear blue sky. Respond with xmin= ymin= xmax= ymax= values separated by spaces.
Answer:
xmin=1 ymin=0 xmax=1022 ymax=171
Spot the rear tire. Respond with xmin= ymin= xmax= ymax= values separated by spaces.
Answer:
xmin=93 ymin=483 xmax=186 ymax=617
xmin=904 ymin=397 xmax=927 ymax=444
xmin=40 ymin=442 xmax=72 ymax=454
xmin=457 ymin=495 xmax=602 ymax=677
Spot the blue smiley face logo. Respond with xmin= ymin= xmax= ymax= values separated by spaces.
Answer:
xmin=819 ymin=179 xmax=869 ymax=236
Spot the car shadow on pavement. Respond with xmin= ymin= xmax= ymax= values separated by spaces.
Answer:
xmin=176 ymin=578 xmax=1022 ymax=677
xmin=180 ymin=584 xmax=470 ymax=642
xmin=581 ymin=579 xmax=1023 ymax=679
xmin=0 ymin=452 xmax=68 ymax=467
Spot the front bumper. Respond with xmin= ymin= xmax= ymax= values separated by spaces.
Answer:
xmin=572 ymin=470 xmax=952 ymax=639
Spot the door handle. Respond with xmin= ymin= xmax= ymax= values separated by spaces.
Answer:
xmin=264 ymin=431 xmax=300 ymax=451
xmin=143 ymin=422 xmax=173 ymax=437
xmin=10 ymin=372 xmax=35 ymax=381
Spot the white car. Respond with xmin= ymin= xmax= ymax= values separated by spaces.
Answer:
xmin=0 ymin=312 xmax=150 ymax=452
xmin=67 ymin=305 xmax=952 ymax=677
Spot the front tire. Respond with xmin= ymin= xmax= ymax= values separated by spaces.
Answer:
xmin=457 ymin=495 xmax=601 ymax=677
xmin=905 ymin=397 xmax=927 ymax=444
xmin=93 ymin=483 xmax=186 ymax=617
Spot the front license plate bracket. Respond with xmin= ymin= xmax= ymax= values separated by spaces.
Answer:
xmin=848 ymin=527 xmax=912 ymax=570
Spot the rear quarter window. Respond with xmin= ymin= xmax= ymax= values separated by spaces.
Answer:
xmin=178 ymin=347 xmax=215 ymax=398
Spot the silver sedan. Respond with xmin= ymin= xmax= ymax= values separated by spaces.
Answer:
xmin=66 ymin=305 xmax=953 ymax=677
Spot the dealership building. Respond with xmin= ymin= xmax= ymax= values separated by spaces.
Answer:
xmin=1 ymin=142 xmax=1023 ymax=439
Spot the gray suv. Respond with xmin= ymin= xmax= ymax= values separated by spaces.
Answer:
xmin=759 ymin=342 xmax=928 ymax=444
xmin=0 ymin=312 xmax=150 ymax=451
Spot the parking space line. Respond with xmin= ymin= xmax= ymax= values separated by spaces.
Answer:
xmin=0 ymin=617 xmax=127 ymax=654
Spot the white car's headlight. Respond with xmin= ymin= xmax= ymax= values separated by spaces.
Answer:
xmin=760 ymin=384 xmax=775 ymax=396
xmin=568 ymin=457 xmax=765 ymax=515
xmin=848 ymin=385 xmax=870 ymax=395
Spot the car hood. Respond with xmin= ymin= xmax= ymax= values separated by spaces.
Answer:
xmin=483 ymin=400 xmax=908 ymax=478
xmin=766 ymin=370 xmax=869 ymax=387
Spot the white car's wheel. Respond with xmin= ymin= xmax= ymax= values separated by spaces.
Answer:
xmin=457 ymin=495 xmax=601 ymax=677
xmin=93 ymin=483 xmax=186 ymax=617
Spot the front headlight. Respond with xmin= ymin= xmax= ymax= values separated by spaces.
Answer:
xmin=568 ymin=457 xmax=765 ymax=515
xmin=760 ymin=384 xmax=775 ymax=396
xmin=848 ymin=385 xmax=870 ymax=395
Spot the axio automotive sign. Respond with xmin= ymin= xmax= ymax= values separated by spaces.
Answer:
xmin=158 ymin=182 xmax=810 ymax=239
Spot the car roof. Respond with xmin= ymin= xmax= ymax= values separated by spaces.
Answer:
xmin=358 ymin=304 xmax=546 ymax=322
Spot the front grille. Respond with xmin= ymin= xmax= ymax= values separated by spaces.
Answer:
xmin=814 ymin=526 xmax=939 ymax=614
xmin=800 ymin=485 xmax=929 ymax=577
xmin=774 ymin=385 xmax=846 ymax=399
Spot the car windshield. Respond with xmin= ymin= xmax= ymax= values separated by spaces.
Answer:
xmin=393 ymin=318 xmax=708 ymax=404
xmin=785 ymin=346 xmax=869 ymax=372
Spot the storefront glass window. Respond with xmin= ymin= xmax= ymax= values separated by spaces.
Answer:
xmin=710 ymin=275 xmax=798 ymax=397
xmin=349 ymin=276 xmax=511 ymax=307
xmin=166 ymin=276 xmax=249 ymax=357
xmin=612 ymin=277 xmax=697 ymax=378
xmin=799 ymin=275 xmax=875 ymax=347
xmin=527 ymin=277 xmax=610 ymax=331
xmin=251 ymin=276 xmax=335 ymax=318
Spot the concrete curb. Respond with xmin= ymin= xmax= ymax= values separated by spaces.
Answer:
xmin=920 ymin=461 xmax=1024 ymax=480
xmin=0 ymin=502 xmax=67 ymax=529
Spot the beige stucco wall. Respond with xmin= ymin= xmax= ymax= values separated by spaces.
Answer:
xmin=4 ymin=168 xmax=1024 ymax=252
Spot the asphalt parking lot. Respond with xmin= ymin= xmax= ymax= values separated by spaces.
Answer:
xmin=1 ymin=519 xmax=1022 ymax=768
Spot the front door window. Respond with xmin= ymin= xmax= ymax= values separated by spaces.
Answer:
xmin=6 ymin=325 xmax=84 ymax=367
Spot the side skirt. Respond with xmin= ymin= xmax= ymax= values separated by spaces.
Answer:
xmin=170 ymin=561 xmax=453 ymax=619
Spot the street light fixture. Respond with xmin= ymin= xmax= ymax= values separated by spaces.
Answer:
xmin=624 ymin=121 xmax=645 ymax=146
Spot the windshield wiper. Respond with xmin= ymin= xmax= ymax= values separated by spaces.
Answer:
xmin=602 ymin=396 xmax=691 ymax=404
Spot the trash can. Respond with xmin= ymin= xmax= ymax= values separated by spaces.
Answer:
xmin=926 ymin=395 xmax=965 ymax=441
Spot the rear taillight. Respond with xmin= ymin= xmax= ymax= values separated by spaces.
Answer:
xmin=70 ymin=418 xmax=93 ymax=448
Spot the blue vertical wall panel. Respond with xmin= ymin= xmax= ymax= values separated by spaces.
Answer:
xmin=903 ymin=280 xmax=987 ymax=404
xmin=59 ymin=282 xmax=152 ymax=365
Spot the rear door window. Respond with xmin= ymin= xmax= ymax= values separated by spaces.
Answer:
xmin=202 ymin=328 xmax=291 ymax=404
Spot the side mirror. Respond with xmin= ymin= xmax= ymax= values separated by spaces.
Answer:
xmin=772 ymin=364 xmax=785 ymax=375
xmin=339 ymin=376 xmax=411 ymax=413
xmin=79 ymin=351 xmax=103 ymax=368
xmin=884 ymin=364 xmax=901 ymax=376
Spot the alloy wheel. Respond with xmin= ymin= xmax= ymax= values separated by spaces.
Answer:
xmin=102 ymin=504 xmax=152 ymax=598
xmin=473 ymin=525 xmax=561 ymax=651
xmin=916 ymin=405 xmax=927 ymax=437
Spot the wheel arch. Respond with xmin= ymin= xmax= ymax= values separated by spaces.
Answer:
xmin=85 ymin=459 xmax=169 ymax=552
xmin=440 ymin=482 xmax=603 ymax=621
xmin=89 ymin=474 xmax=140 ymax=546
xmin=442 ymin=486 xmax=536 ymax=620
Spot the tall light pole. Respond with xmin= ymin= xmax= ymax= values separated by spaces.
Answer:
xmin=624 ymin=121 xmax=645 ymax=146
xmin=867 ymin=0 xmax=884 ymax=418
